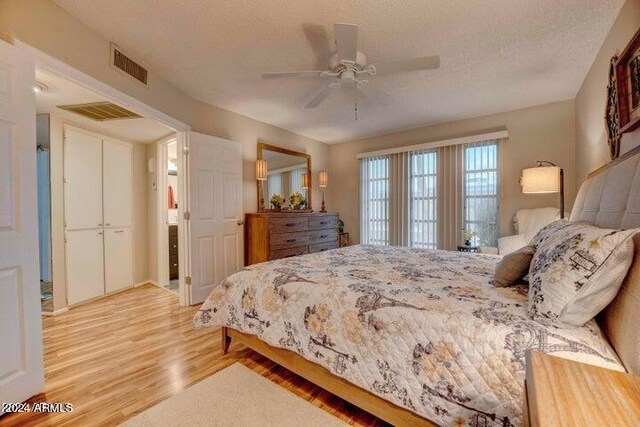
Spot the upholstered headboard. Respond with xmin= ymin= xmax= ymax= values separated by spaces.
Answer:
xmin=570 ymin=148 xmax=640 ymax=374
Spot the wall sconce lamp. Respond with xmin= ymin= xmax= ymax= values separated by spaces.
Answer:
xmin=256 ymin=159 xmax=268 ymax=212
xmin=318 ymin=171 xmax=328 ymax=213
xmin=521 ymin=160 xmax=564 ymax=219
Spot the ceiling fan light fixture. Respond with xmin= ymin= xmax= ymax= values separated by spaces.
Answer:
xmin=261 ymin=23 xmax=440 ymax=113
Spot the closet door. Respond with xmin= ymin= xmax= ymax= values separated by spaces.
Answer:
xmin=104 ymin=228 xmax=133 ymax=293
xmin=103 ymin=139 xmax=133 ymax=228
xmin=66 ymin=229 xmax=105 ymax=305
xmin=64 ymin=127 xmax=103 ymax=230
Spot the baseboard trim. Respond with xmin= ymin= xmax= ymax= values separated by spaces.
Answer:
xmin=42 ymin=307 xmax=69 ymax=317
xmin=143 ymin=280 xmax=161 ymax=288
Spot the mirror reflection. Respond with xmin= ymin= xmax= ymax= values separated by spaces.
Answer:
xmin=262 ymin=149 xmax=309 ymax=208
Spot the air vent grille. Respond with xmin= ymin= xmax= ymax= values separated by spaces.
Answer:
xmin=111 ymin=44 xmax=148 ymax=85
xmin=58 ymin=102 xmax=141 ymax=121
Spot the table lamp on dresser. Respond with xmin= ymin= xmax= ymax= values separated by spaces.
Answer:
xmin=319 ymin=171 xmax=328 ymax=212
xmin=256 ymin=159 xmax=268 ymax=212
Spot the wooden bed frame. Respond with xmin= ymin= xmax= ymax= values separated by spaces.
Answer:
xmin=222 ymin=327 xmax=437 ymax=426
xmin=220 ymin=147 xmax=640 ymax=426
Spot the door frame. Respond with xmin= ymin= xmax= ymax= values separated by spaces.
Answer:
xmin=15 ymin=39 xmax=193 ymax=306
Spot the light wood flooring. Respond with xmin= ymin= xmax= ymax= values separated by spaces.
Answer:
xmin=0 ymin=284 xmax=387 ymax=427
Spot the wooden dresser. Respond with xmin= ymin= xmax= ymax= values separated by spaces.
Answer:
xmin=245 ymin=212 xmax=339 ymax=265
xmin=524 ymin=351 xmax=640 ymax=426
xmin=168 ymin=225 xmax=179 ymax=280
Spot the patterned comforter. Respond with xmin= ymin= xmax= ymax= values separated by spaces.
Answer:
xmin=194 ymin=245 xmax=622 ymax=427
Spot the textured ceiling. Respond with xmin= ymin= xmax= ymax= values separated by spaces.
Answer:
xmin=54 ymin=0 xmax=624 ymax=144
xmin=36 ymin=68 xmax=174 ymax=143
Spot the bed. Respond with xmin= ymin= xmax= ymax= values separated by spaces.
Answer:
xmin=194 ymin=146 xmax=640 ymax=427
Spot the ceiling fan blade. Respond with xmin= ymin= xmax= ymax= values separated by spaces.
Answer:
xmin=334 ymin=23 xmax=358 ymax=62
xmin=372 ymin=55 xmax=440 ymax=75
xmin=305 ymin=84 xmax=338 ymax=109
xmin=262 ymin=71 xmax=325 ymax=79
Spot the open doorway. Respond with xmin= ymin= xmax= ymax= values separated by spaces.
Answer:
xmin=157 ymin=137 xmax=181 ymax=295
xmin=36 ymin=114 xmax=53 ymax=312
xmin=33 ymin=66 xmax=185 ymax=313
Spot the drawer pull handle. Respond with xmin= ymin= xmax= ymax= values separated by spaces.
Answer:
xmin=285 ymin=223 xmax=296 ymax=227
xmin=114 ymin=230 xmax=124 ymax=234
xmin=320 ymin=235 xmax=328 ymax=239
xmin=172 ymin=263 xmax=178 ymax=267
xmin=286 ymin=239 xmax=297 ymax=242
xmin=320 ymin=221 xmax=327 ymax=225
xmin=285 ymin=254 xmax=297 ymax=258
xmin=172 ymin=244 xmax=177 ymax=248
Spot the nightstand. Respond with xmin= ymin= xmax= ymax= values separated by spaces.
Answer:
xmin=457 ymin=244 xmax=479 ymax=253
xmin=524 ymin=351 xmax=640 ymax=426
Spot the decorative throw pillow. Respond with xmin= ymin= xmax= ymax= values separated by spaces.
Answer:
xmin=494 ymin=245 xmax=535 ymax=287
xmin=528 ymin=221 xmax=638 ymax=327
xmin=529 ymin=219 xmax=587 ymax=247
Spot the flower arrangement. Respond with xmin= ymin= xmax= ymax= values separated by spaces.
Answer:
xmin=289 ymin=192 xmax=306 ymax=210
xmin=461 ymin=229 xmax=476 ymax=246
xmin=270 ymin=194 xmax=285 ymax=210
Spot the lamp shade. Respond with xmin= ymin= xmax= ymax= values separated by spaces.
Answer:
xmin=318 ymin=171 xmax=328 ymax=188
xmin=255 ymin=159 xmax=268 ymax=181
xmin=302 ymin=172 xmax=310 ymax=189
xmin=521 ymin=166 xmax=561 ymax=193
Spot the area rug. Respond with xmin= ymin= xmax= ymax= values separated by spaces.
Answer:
xmin=120 ymin=363 xmax=349 ymax=426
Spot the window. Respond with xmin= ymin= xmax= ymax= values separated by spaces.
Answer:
xmin=360 ymin=156 xmax=390 ymax=245
xmin=409 ymin=150 xmax=438 ymax=249
xmin=289 ymin=167 xmax=306 ymax=195
xmin=266 ymin=173 xmax=282 ymax=201
xmin=463 ymin=141 xmax=499 ymax=247
xmin=359 ymin=134 xmax=504 ymax=249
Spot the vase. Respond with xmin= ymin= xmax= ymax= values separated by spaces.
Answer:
xmin=464 ymin=239 xmax=471 ymax=246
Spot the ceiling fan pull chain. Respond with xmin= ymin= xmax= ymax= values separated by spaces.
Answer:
xmin=354 ymin=87 xmax=359 ymax=121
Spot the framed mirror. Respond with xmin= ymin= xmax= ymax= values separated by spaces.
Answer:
xmin=257 ymin=142 xmax=312 ymax=211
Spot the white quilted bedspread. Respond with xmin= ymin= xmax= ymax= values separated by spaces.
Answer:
xmin=194 ymin=245 xmax=622 ymax=427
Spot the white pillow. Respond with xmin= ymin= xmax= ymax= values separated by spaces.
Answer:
xmin=498 ymin=234 xmax=527 ymax=255
xmin=528 ymin=220 xmax=637 ymax=327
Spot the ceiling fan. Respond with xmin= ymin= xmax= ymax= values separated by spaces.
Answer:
xmin=262 ymin=23 xmax=440 ymax=110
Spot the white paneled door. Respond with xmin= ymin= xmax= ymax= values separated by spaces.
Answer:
xmin=63 ymin=128 xmax=103 ymax=230
xmin=188 ymin=132 xmax=243 ymax=304
xmin=64 ymin=126 xmax=134 ymax=304
xmin=103 ymin=139 xmax=132 ymax=228
xmin=104 ymin=228 xmax=133 ymax=293
xmin=65 ymin=229 xmax=105 ymax=305
xmin=0 ymin=40 xmax=44 ymax=410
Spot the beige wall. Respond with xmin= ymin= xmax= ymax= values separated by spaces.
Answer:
xmin=192 ymin=101 xmax=331 ymax=214
xmin=575 ymin=0 xmax=640 ymax=186
xmin=330 ymin=100 xmax=576 ymax=244
xmin=0 ymin=0 xmax=194 ymax=127
xmin=48 ymin=115 xmax=150 ymax=310
xmin=147 ymin=143 xmax=160 ymax=284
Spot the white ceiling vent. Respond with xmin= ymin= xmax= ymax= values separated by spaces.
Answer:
xmin=110 ymin=43 xmax=148 ymax=85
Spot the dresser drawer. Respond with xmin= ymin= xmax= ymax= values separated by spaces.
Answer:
xmin=309 ymin=229 xmax=338 ymax=244
xmin=308 ymin=215 xmax=337 ymax=230
xmin=270 ymin=231 xmax=309 ymax=250
xmin=269 ymin=217 xmax=308 ymax=233
xmin=270 ymin=246 xmax=309 ymax=260
xmin=309 ymin=241 xmax=338 ymax=254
